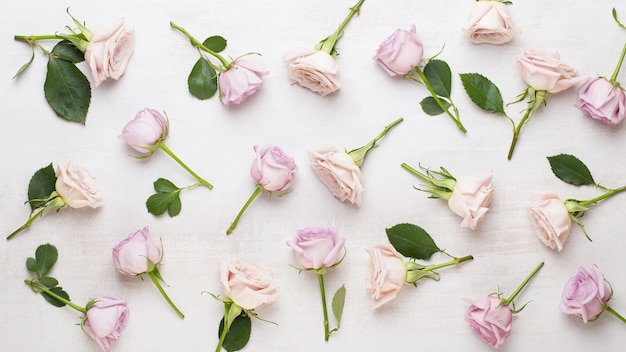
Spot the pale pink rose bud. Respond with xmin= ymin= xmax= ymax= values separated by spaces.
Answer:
xmin=464 ymin=295 xmax=512 ymax=348
xmin=527 ymin=191 xmax=572 ymax=251
xmin=517 ymin=50 xmax=584 ymax=93
xmin=308 ymin=146 xmax=365 ymax=206
xmin=284 ymin=48 xmax=340 ymax=97
xmin=119 ymin=108 xmax=169 ymax=154
xmin=462 ymin=1 xmax=520 ymax=45
xmin=220 ymin=258 xmax=278 ymax=310
xmin=112 ymin=226 xmax=162 ymax=276
xmin=219 ymin=59 xmax=268 ymax=106
xmin=560 ymin=264 xmax=611 ymax=323
xmin=447 ymin=172 xmax=494 ymax=230
xmin=250 ymin=144 xmax=297 ymax=192
xmin=54 ymin=160 xmax=103 ymax=209
xmin=575 ymin=77 xmax=626 ymax=125
xmin=83 ymin=295 xmax=129 ymax=352
xmin=286 ymin=227 xmax=346 ymax=270
xmin=366 ymin=244 xmax=407 ymax=309
xmin=84 ymin=17 xmax=134 ymax=87
xmin=373 ymin=24 xmax=424 ymax=76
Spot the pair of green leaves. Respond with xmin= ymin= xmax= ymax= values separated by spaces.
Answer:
xmin=27 ymin=163 xmax=58 ymax=211
xmin=26 ymin=244 xmax=70 ymax=307
xmin=188 ymin=36 xmax=227 ymax=100
xmin=419 ymin=59 xmax=453 ymax=116
xmin=386 ymin=223 xmax=441 ymax=260
xmin=17 ymin=40 xmax=91 ymax=124
xmin=146 ymin=178 xmax=184 ymax=217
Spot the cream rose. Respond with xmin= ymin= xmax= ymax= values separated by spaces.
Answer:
xmin=447 ymin=172 xmax=494 ymax=230
xmin=84 ymin=17 xmax=134 ymax=87
xmin=366 ymin=244 xmax=407 ymax=309
xmin=308 ymin=146 xmax=364 ymax=206
xmin=54 ymin=160 xmax=103 ymax=209
xmin=462 ymin=1 xmax=520 ymax=45
xmin=220 ymin=258 xmax=278 ymax=310
xmin=527 ymin=191 xmax=572 ymax=251
xmin=517 ymin=50 xmax=584 ymax=93
xmin=285 ymin=48 xmax=340 ymax=97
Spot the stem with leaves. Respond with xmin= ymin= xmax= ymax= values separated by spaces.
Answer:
xmin=316 ymin=0 xmax=365 ymax=55
xmin=227 ymin=184 xmax=263 ymax=235
xmin=25 ymin=279 xmax=86 ymax=314
xmin=156 ymin=141 xmax=213 ymax=189
xmin=507 ymin=89 xmax=547 ymax=160
xmin=410 ymin=69 xmax=466 ymax=133
xmin=170 ymin=21 xmax=231 ymax=70
xmin=146 ymin=271 xmax=184 ymax=319
xmin=7 ymin=195 xmax=66 ymax=240
xmin=500 ymin=262 xmax=544 ymax=307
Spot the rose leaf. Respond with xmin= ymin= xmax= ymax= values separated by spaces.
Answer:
xmin=459 ymin=73 xmax=506 ymax=115
xmin=547 ymin=154 xmax=595 ymax=186
xmin=202 ymin=35 xmax=227 ymax=53
xmin=188 ymin=57 xmax=218 ymax=100
xmin=51 ymin=40 xmax=85 ymax=63
xmin=154 ymin=178 xmax=179 ymax=193
xmin=420 ymin=96 xmax=450 ymax=116
xmin=44 ymin=57 xmax=91 ymax=124
xmin=27 ymin=163 xmax=57 ymax=211
xmin=331 ymin=285 xmax=346 ymax=326
xmin=26 ymin=243 xmax=58 ymax=278
xmin=41 ymin=286 xmax=70 ymax=308
xmin=386 ymin=223 xmax=441 ymax=260
xmin=218 ymin=311 xmax=251 ymax=352
xmin=423 ymin=59 xmax=452 ymax=98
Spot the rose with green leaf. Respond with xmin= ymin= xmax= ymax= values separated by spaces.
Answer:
xmin=366 ymin=223 xmax=473 ymax=309
xmin=528 ymin=153 xmax=626 ymax=251
xmin=14 ymin=9 xmax=133 ymax=124
xmin=24 ymin=244 xmax=129 ymax=352
xmin=465 ymin=262 xmax=543 ymax=349
xmin=7 ymin=161 xmax=103 ymax=240
xmin=286 ymin=227 xmax=347 ymax=341
xmin=401 ymin=163 xmax=494 ymax=230
xmin=170 ymin=22 xmax=267 ymax=106
xmin=460 ymin=50 xmax=584 ymax=159
xmin=308 ymin=118 xmax=403 ymax=206
xmin=374 ymin=26 xmax=466 ymax=133
xmin=284 ymin=0 xmax=365 ymax=96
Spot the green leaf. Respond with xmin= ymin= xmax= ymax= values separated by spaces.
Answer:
xmin=42 ymin=286 xmax=70 ymax=308
xmin=26 ymin=257 xmax=38 ymax=273
xmin=218 ymin=312 xmax=252 ymax=352
xmin=168 ymin=192 xmax=182 ymax=217
xmin=423 ymin=59 xmax=452 ymax=98
xmin=459 ymin=73 xmax=506 ymax=115
xmin=547 ymin=154 xmax=595 ymax=186
xmin=44 ymin=57 xmax=91 ymax=124
xmin=29 ymin=243 xmax=58 ymax=278
xmin=188 ymin=58 xmax=218 ymax=100
xmin=202 ymin=35 xmax=227 ymax=53
xmin=27 ymin=163 xmax=57 ymax=211
xmin=146 ymin=193 xmax=174 ymax=216
xmin=331 ymin=285 xmax=346 ymax=325
xmin=147 ymin=178 xmax=184 ymax=217
xmin=420 ymin=96 xmax=450 ymax=116
xmin=38 ymin=277 xmax=59 ymax=288
xmin=13 ymin=45 xmax=35 ymax=79
xmin=51 ymin=40 xmax=85 ymax=63
xmin=154 ymin=178 xmax=179 ymax=193
xmin=386 ymin=223 xmax=441 ymax=260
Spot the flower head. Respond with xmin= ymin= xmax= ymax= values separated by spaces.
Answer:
xmin=447 ymin=172 xmax=494 ymax=230
xmin=527 ymin=191 xmax=573 ymax=251
xmin=84 ymin=17 xmax=134 ymax=87
xmin=464 ymin=295 xmax=512 ymax=348
xmin=285 ymin=48 xmax=340 ymax=97
xmin=55 ymin=160 xmax=103 ymax=209
xmin=287 ymin=227 xmax=346 ymax=270
xmin=83 ymin=296 xmax=129 ymax=352
xmin=462 ymin=0 xmax=520 ymax=45
xmin=575 ymin=77 xmax=626 ymax=125
xmin=112 ymin=227 xmax=162 ymax=276
xmin=365 ymin=244 xmax=407 ymax=309
xmin=220 ymin=258 xmax=278 ymax=310
xmin=251 ymin=144 xmax=298 ymax=193
xmin=373 ymin=24 xmax=423 ymax=76
xmin=560 ymin=264 xmax=611 ymax=323
xmin=308 ymin=146 xmax=365 ymax=205
xmin=119 ymin=108 xmax=169 ymax=154
xmin=517 ymin=49 xmax=584 ymax=93
xmin=219 ymin=59 xmax=268 ymax=106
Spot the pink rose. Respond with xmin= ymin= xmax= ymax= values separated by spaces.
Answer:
xmin=83 ymin=296 xmax=129 ymax=352
xmin=84 ymin=18 xmax=134 ymax=87
xmin=285 ymin=48 xmax=340 ymax=97
xmin=55 ymin=160 xmax=103 ymax=209
xmin=219 ymin=59 xmax=268 ymax=106
xmin=575 ymin=77 xmax=626 ymax=125
xmin=366 ymin=244 xmax=407 ymax=309
xmin=286 ymin=227 xmax=346 ymax=270
xmin=250 ymin=144 xmax=297 ymax=193
xmin=560 ymin=264 xmax=611 ymax=323
xmin=112 ymin=226 xmax=162 ymax=276
xmin=517 ymin=50 xmax=584 ymax=93
xmin=308 ymin=146 xmax=365 ymax=206
xmin=527 ymin=191 xmax=572 ymax=251
xmin=462 ymin=1 xmax=520 ymax=45
xmin=119 ymin=108 xmax=169 ymax=154
xmin=220 ymin=258 xmax=278 ymax=310
xmin=373 ymin=24 xmax=423 ymax=76
xmin=447 ymin=172 xmax=494 ymax=230
xmin=464 ymin=295 xmax=512 ymax=348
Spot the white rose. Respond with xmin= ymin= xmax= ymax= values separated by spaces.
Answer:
xmin=285 ymin=48 xmax=340 ymax=97
xmin=84 ymin=17 xmax=134 ymax=87
xmin=447 ymin=172 xmax=494 ymax=229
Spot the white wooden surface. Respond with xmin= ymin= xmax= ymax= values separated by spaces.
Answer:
xmin=1 ymin=1 xmax=625 ymax=351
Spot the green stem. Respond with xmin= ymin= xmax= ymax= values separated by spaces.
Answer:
xmin=156 ymin=142 xmax=213 ymax=189
xmin=215 ymin=320 xmax=228 ymax=352
xmin=424 ymin=255 xmax=473 ymax=272
xmin=507 ymin=90 xmax=546 ymax=160
xmin=348 ymin=117 xmax=403 ymax=166
xmin=401 ymin=162 xmax=432 ymax=184
xmin=25 ymin=279 xmax=86 ymax=314
xmin=502 ymin=262 xmax=544 ymax=306
xmin=7 ymin=208 xmax=46 ymax=240
xmin=146 ymin=271 xmax=184 ymax=319
xmin=14 ymin=34 xmax=66 ymax=42
xmin=579 ymin=186 xmax=626 ymax=207
xmin=226 ymin=185 xmax=263 ymax=235
xmin=317 ymin=272 xmax=331 ymax=341
xmin=412 ymin=68 xmax=467 ymax=133
xmin=169 ymin=21 xmax=231 ymax=69
xmin=610 ymin=42 xmax=626 ymax=82
xmin=318 ymin=0 xmax=365 ymax=54
xmin=602 ymin=304 xmax=626 ymax=324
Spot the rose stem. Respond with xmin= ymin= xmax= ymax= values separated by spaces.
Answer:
xmin=226 ymin=185 xmax=263 ymax=235
xmin=423 ymin=255 xmax=473 ymax=273
xmin=610 ymin=42 xmax=626 ymax=82
xmin=317 ymin=272 xmax=331 ymax=341
xmin=24 ymin=279 xmax=86 ymax=314
xmin=349 ymin=117 xmax=403 ymax=167
xmin=318 ymin=0 xmax=365 ymax=54
xmin=147 ymin=271 xmax=185 ymax=319
xmin=169 ymin=21 xmax=230 ymax=69
xmin=602 ymin=304 xmax=626 ymax=324
xmin=579 ymin=185 xmax=626 ymax=207
xmin=502 ymin=262 xmax=544 ymax=306
xmin=156 ymin=142 xmax=213 ymax=189
xmin=6 ymin=208 xmax=46 ymax=240
xmin=507 ymin=90 xmax=546 ymax=160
